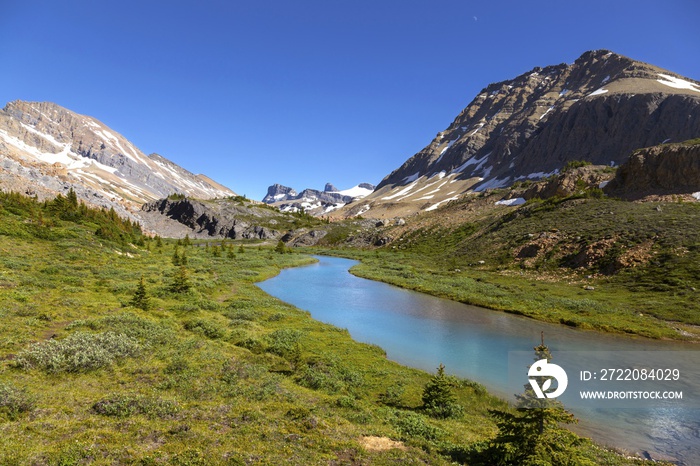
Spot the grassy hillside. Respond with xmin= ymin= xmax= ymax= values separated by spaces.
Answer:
xmin=314 ymin=192 xmax=700 ymax=340
xmin=0 ymin=190 xmax=653 ymax=464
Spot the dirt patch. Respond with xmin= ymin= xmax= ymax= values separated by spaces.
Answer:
xmin=359 ymin=436 xmax=406 ymax=452
xmin=617 ymin=240 xmax=654 ymax=268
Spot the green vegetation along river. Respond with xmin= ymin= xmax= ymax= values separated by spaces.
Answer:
xmin=259 ymin=256 xmax=700 ymax=464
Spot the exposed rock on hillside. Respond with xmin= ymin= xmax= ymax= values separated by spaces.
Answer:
xmin=604 ymin=141 xmax=700 ymax=199
xmin=521 ymin=165 xmax=614 ymax=200
xmin=142 ymin=197 xmax=282 ymax=240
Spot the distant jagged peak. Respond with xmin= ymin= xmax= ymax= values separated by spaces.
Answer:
xmin=263 ymin=183 xmax=298 ymax=203
xmin=262 ymin=181 xmax=376 ymax=216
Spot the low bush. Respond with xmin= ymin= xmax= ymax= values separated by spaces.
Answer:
xmin=183 ymin=319 xmax=225 ymax=339
xmin=15 ymin=331 xmax=140 ymax=373
xmin=92 ymin=393 xmax=179 ymax=418
xmin=390 ymin=410 xmax=445 ymax=442
xmin=67 ymin=312 xmax=173 ymax=345
xmin=296 ymin=355 xmax=363 ymax=394
xmin=265 ymin=329 xmax=302 ymax=358
xmin=0 ymin=383 xmax=34 ymax=420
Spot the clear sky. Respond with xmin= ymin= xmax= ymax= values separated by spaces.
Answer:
xmin=1 ymin=1 xmax=699 ymax=200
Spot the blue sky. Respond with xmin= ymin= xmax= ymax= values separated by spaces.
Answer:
xmin=1 ymin=1 xmax=699 ymax=200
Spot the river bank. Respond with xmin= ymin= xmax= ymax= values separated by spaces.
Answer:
xmin=308 ymin=247 xmax=700 ymax=342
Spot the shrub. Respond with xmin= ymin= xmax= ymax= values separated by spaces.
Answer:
xmin=265 ymin=329 xmax=302 ymax=358
xmin=183 ymin=319 xmax=225 ymax=339
xmin=225 ymin=306 xmax=261 ymax=322
xmin=67 ymin=313 xmax=173 ymax=345
xmin=379 ymin=382 xmax=405 ymax=407
xmin=391 ymin=411 xmax=444 ymax=442
xmin=296 ymin=356 xmax=363 ymax=394
xmin=15 ymin=331 xmax=140 ymax=373
xmin=0 ymin=383 xmax=34 ymax=420
xmin=235 ymin=337 xmax=266 ymax=354
xmin=92 ymin=393 xmax=178 ymax=418
xmin=561 ymin=160 xmax=591 ymax=172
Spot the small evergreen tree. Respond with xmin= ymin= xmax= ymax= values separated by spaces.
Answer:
xmin=477 ymin=334 xmax=585 ymax=466
xmin=172 ymin=248 xmax=181 ymax=266
xmin=422 ymin=363 xmax=464 ymax=419
xmin=129 ymin=276 xmax=150 ymax=310
xmin=183 ymin=234 xmax=191 ymax=247
xmin=238 ymin=245 xmax=245 ymax=254
xmin=275 ymin=240 xmax=286 ymax=254
xmin=170 ymin=266 xmax=191 ymax=293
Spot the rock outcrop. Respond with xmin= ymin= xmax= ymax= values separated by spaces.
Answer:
xmin=604 ymin=141 xmax=700 ymax=199
xmin=142 ymin=197 xmax=282 ymax=240
xmin=521 ymin=165 xmax=614 ymax=200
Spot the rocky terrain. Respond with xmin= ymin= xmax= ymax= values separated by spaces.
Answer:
xmin=0 ymin=101 xmax=236 ymax=220
xmin=141 ymin=197 xmax=285 ymax=240
xmin=334 ymin=50 xmax=700 ymax=219
xmin=140 ymin=195 xmax=348 ymax=243
xmin=263 ymin=182 xmax=375 ymax=215
xmin=604 ymin=139 xmax=700 ymax=199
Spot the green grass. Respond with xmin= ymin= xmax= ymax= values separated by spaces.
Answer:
xmin=0 ymin=191 xmax=658 ymax=464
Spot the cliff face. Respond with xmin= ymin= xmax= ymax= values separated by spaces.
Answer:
xmin=346 ymin=50 xmax=700 ymax=219
xmin=142 ymin=198 xmax=282 ymax=240
xmin=604 ymin=141 xmax=700 ymax=198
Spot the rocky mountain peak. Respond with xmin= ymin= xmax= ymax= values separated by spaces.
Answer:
xmin=324 ymin=183 xmax=338 ymax=192
xmin=347 ymin=50 xmax=700 ymax=219
xmin=263 ymin=184 xmax=298 ymax=203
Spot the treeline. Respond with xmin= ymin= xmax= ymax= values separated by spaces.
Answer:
xmin=0 ymin=188 xmax=142 ymax=244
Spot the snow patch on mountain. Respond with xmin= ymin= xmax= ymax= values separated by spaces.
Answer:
xmin=656 ymin=74 xmax=700 ymax=93
xmin=496 ymin=197 xmax=526 ymax=206
xmin=402 ymin=172 xmax=420 ymax=183
xmin=588 ymin=88 xmax=609 ymax=97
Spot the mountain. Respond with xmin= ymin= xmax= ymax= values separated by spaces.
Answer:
xmin=262 ymin=182 xmax=375 ymax=215
xmin=336 ymin=50 xmax=700 ymax=218
xmin=0 ymin=101 xmax=235 ymax=219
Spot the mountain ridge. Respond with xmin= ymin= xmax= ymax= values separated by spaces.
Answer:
xmin=338 ymin=50 xmax=700 ymax=218
xmin=0 ymin=100 xmax=236 ymax=220
xmin=263 ymin=182 xmax=375 ymax=215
